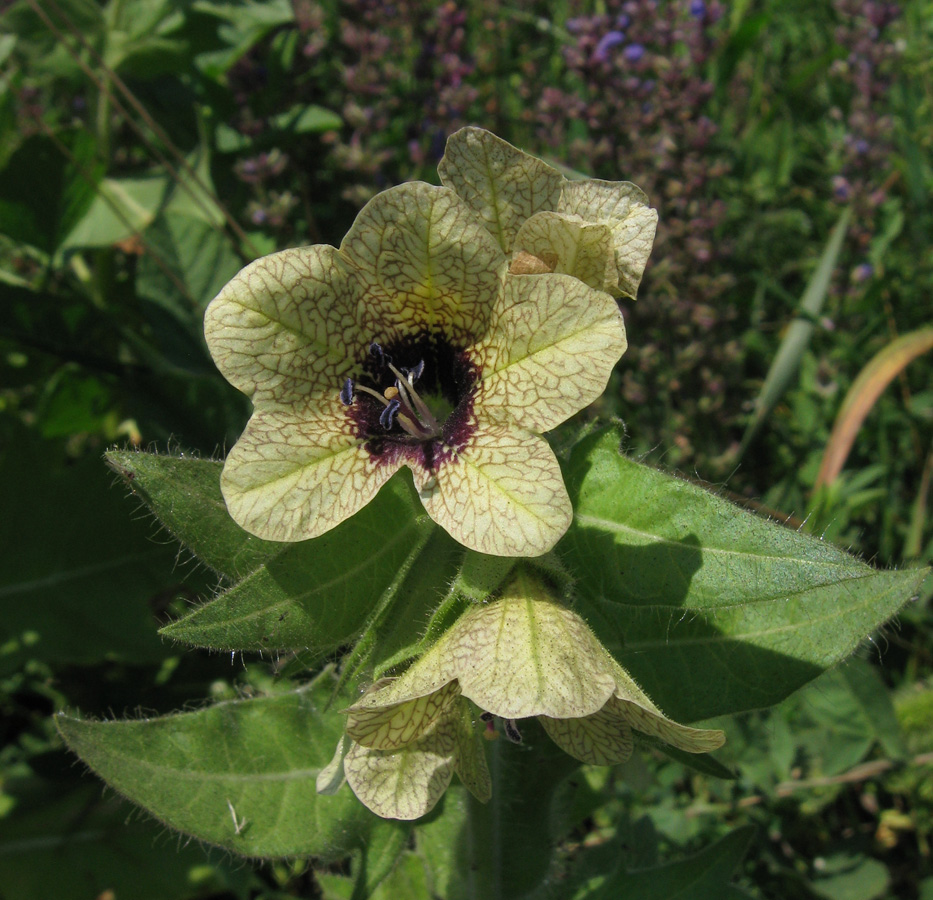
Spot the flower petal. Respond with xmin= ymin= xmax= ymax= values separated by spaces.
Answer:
xmin=609 ymin=659 xmax=725 ymax=753
xmin=472 ymin=274 xmax=627 ymax=432
xmin=346 ymin=680 xmax=461 ymax=750
xmin=539 ymin=707 xmax=634 ymax=766
xmin=443 ymin=586 xmax=618 ymax=718
xmin=513 ymin=212 xmax=617 ymax=293
xmin=221 ymin=399 xmax=397 ymax=541
xmin=315 ymin=734 xmax=350 ymax=795
xmin=204 ymin=245 xmax=361 ymax=405
xmin=344 ymin=715 xmax=458 ymax=820
xmin=615 ymin=697 xmax=726 ymax=754
xmin=558 ymin=180 xmax=658 ymax=300
xmin=413 ymin=418 xmax=572 ymax=556
xmin=438 ymin=127 xmax=563 ymax=254
xmin=340 ymin=182 xmax=506 ymax=345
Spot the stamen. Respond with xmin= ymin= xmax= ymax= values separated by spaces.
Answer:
xmin=403 ymin=360 xmax=425 ymax=383
xmin=353 ymin=383 xmax=390 ymax=407
xmin=345 ymin=347 xmax=444 ymax=441
xmin=503 ymin=719 xmax=523 ymax=744
xmin=379 ymin=398 xmax=401 ymax=430
xmin=387 ymin=362 xmax=440 ymax=434
xmin=369 ymin=342 xmax=391 ymax=367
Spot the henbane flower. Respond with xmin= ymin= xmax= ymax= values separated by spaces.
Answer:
xmin=439 ymin=127 xmax=658 ymax=300
xmin=323 ymin=568 xmax=725 ymax=820
xmin=205 ymin=171 xmax=629 ymax=556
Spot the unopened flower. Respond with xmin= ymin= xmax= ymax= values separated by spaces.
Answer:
xmin=438 ymin=127 xmax=658 ymax=300
xmin=324 ymin=569 xmax=725 ymax=819
xmin=205 ymin=174 xmax=627 ymax=556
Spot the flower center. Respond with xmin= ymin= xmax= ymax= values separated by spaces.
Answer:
xmin=339 ymin=342 xmax=449 ymax=440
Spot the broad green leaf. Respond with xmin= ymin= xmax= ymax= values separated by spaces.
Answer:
xmin=809 ymin=853 xmax=890 ymax=900
xmin=593 ymin=826 xmax=756 ymax=899
xmin=0 ymin=777 xmax=251 ymax=900
xmin=839 ymin=659 xmax=907 ymax=760
xmin=105 ymin=451 xmax=281 ymax=580
xmin=0 ymin=132 xmax=101 ymax=253
xmin=318 ymin=850 xmax=429 ymax=900
xmin=0 ymin=427 xmax=181 ymax=674
xmin=271 ymin=104 xmax=342 ymax=134
xmin=0 ymin=34 xmax=16 ymax=66
xmin=57 ymin=672 xmax=391 ymax=859
xmin=61 ymin=174 xmax=169 ymax=250
xmin=562 ymin=428 xmax=929 ymax=721
xmin=104 ymin=0 xmax=187 ymax=76
xmin=159 ymin=141 xmax=227 ymax=228
xmin=137 ymin=211 xmax=243 ymax=314
xmin=774 ymin=661 xmax=906 ymax=777
xmin=103 ymin=448 xmax=471 ymax=669
xmin=366 ymin=526 xmax=467 ymax=677
xmin=159 ymin=473 xmax=442 ymax=653
xmin=192 ymin=0 xmax=294 ymax=77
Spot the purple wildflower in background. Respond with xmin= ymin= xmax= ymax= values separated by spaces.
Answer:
xmin=852 ymin=263 xmax=874 ymax=283
xmin=593 ymin=31 xmax=626 ymax=63
xmin=530 ymin=0 xmax=736 ymax=465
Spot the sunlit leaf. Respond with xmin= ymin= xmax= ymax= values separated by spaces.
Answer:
xmin=593 ymin=826 xmax=756 ymax=899
xmin=58 ymin=671 xmax=396 ymax=859
xmin=158 ymin=473 xmax=446 ymax=654
xmin=563 ymin=428 xmax=929 ymax=721
xmin=105 ymin=451 xmax=281 ymax=580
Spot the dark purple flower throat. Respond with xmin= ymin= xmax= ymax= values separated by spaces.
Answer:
xmin=340 ymin=332 xmax=479 ymax=472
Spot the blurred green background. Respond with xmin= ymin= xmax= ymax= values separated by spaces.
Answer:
xmin=1 ymin=1 xmax=931 ymax=897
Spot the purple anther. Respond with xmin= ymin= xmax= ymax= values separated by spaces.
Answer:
xmin=404 ymin=359 xmax=425 ymax=383
xmin=369 ymin=342 xmax=391 ymax=367
xmin=379 ymin=398 xmax=401 ymax=430
xmin=340 ymin=378 xmax=355 ymax=406
xmin=503 ymin=719 xmax=523 ymax=744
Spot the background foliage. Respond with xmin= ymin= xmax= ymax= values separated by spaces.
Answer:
xmin=1 ymin=0 xmax=931 ymax=898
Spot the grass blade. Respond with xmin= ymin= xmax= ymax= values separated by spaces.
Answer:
xmin=740 ymin=207 xmax=852 ymax=455
xmin=815 ymin=326 xmax=933 ymax=488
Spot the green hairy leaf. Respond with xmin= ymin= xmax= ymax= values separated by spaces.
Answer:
xmin=594 ymin=825 xmax=756 ymax=899
xmin=106 ymin=451 xmax=282 ymax=580
xmin=57 ymin=671 xmax=402 ymax=860
xmin=563 ymin=428 xmax=929 ymax=721
xmin=110 ymin=452 xmax=466 ymax=660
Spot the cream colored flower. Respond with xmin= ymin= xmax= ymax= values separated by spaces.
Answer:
xmin=328 ymin=570 xmax=725 ymax=819
xmin=204 ymin=180 xmax=627 ymax=557
xmin=439 ymin=127 xmax=659 ymax=300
